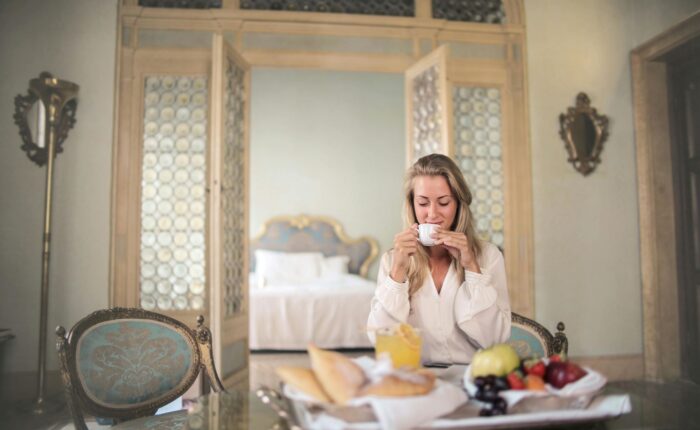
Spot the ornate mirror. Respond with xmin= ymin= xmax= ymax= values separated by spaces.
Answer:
xmin=558 ymin=92 xmax=609 ymax=176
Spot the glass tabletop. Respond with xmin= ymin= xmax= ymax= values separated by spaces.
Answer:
xmin=111 ymin=380 xmax=700 ymax=429
xmin=112 ymin=389 xmax=286 ymax=430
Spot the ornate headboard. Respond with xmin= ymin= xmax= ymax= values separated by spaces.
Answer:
xmin=250 ymin=214 xmax=379 ymax=278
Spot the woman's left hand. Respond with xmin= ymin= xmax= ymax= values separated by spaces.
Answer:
xmin=433 ymin=228 xmax=480 ymax=273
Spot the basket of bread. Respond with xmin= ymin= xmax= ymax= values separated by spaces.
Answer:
xmin=271 ymin=325 xmax=468 ymax=430
xmin=277 ymin=344 xmax=437 ymax=405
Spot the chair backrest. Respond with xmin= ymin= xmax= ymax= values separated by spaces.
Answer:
xmin=56 ymin=307 xmax=224 ymax=430
xmin=508 ymin=312 xmax=568 ymax=359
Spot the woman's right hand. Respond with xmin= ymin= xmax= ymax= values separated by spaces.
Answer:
xmin=390 ymin=224 xmax=419 ymax=283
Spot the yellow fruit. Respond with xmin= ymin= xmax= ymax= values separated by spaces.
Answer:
xmin=471 ymin=343 xmax=520 ymax=377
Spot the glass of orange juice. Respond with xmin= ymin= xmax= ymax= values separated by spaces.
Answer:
xmin=375 ymin=323 xmax=422 ymax=369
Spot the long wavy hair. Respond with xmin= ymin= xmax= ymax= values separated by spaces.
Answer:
xmin=403 ymin=154 xmax=482 ymax=297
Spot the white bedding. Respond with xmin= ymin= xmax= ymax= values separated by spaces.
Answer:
xmin=249 ymin=273 xmax=375 ymax=350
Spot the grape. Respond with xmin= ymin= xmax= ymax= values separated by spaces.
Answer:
xmin=491 ymin=407 xmax=506 ymax=416
xmin=485 ymin=375 xmax=496 ymax=385
xmin=479 ymin=408 xmax=493 ymax=417
xmin=479 ymin=389 xmax=498 ymax=403
xmin=494 ymin=397 xmax=508 ymax=413
xmin=494 ymin=377 xmax=509 ymax=392
xmin=474 ymin=376 xmax=486 ymax=388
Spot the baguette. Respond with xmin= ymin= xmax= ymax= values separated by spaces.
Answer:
xmin=358 ymin=369 xmax=436 ymax=397
xmin=308 ymin=343 xmax=366 ymax=404
xmin=276 ymin=366 xmax=332 ymax=403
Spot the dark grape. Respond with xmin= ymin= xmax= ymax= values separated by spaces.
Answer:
xmin=482 ymin=382 xmax=494 ymax=392
xmin=485 ymin=375 xmax=496 ymax=385
xmin=479 ymin=408 xmax=493 ymax=417
xmin=474 ymin=376 xmax=486 ymax=388
xmin=494 ymin=377 xmax=509 ymax=392
xmin=491 ymin=407 xmax=506 ymax=416
xmin=479 ymin=389 xmax=498 ymax=403
xmin=494 ymin=397 xmax=508 ymax=413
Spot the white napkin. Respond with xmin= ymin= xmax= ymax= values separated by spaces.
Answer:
xmin=347 ymin=356 xmax=467 ymax=430
xmin=548 ymin=366 xmax=607 ymax=396
xmin=349 ymin=380 xmax=466 ymax=430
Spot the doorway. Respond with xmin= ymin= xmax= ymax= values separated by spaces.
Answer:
xmin=666 ymin=36 xmax=700 ymax=384
xmin=632 ymin=12 xmax=700 ymax=381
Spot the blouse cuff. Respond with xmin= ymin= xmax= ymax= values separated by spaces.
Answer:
xmin=385 ymin=274 xmax=409 ymax=292
xmin=464 ymin=269 xmax=492 ymax=288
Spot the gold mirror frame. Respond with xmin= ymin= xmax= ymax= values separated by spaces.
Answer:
xmin=558 ymin=92 xmax=609 ymax=176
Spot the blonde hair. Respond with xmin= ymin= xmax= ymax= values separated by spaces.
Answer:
xmin=403 ymin=154 xmax=482 ymax=297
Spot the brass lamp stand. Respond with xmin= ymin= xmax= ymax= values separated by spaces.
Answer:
xmin=13 ymin=72 xmax=79 ymax=414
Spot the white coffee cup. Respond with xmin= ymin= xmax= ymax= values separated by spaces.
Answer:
xmin=418 ymin=224 xmax=440 ymax=246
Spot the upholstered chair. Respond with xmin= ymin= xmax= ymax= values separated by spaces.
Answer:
xmin=508 ymin=312 xmax=568 ymax=359
xmin=56 ymin=308 xmax=225 ymax=430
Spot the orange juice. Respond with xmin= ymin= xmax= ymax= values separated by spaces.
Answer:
xmin=375 ymin=324 xmax=422 ymax=369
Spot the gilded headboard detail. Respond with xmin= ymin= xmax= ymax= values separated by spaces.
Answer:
xmin=250 ymin=214 xmax=378 ymax=278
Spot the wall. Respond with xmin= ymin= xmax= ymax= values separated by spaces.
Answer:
xmin=1 ymin=0 xmax=699 ymax=374
xmin=249 ymin=68 xmax=405 ymax=279
xmin=525 ymin=0 xmax=699 ymax=357
xmin=0 ymin=0 xmax=117 ymax=373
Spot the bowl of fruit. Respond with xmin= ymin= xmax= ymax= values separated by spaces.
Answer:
xmin=463 ymin=344 xmax=607 ymax=416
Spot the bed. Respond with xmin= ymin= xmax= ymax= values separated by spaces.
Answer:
xmin=248 ymin=214 xmax=379 ymax=350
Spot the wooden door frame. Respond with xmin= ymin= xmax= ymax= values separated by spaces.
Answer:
xmin=631 ymin=11 xmax=700 ymax=381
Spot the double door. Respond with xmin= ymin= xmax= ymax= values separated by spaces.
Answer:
xmin=112 ymin=34 xmax=249 ymax=388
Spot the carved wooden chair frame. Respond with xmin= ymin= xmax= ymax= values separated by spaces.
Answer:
xmin=511 ymin=312 xmax=569 ymax=357
xmin=56 ymin=307 xmax=225 ymax=429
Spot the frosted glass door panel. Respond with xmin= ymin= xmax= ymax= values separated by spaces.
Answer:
xmin=140 ymin=75 xmax=209 ymax=311
xmin=405 ymin=46 xmax=451 ymax=166
xmin=222 ymin=58 xmax=246 ymax=317
xmin=452 ymin=86 xmax=504 ymax=248
xmin=411 ymin=65 xmax=444 ymax=160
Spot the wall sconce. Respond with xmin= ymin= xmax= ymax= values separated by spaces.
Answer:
xmin=13 ymin=71 xmax=79 ymax=414
xmin=558 ymin=93 xmax=610 ymax=176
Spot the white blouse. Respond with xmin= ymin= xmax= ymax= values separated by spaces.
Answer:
xmin=367 ymin=242 xmax=511 ymax=364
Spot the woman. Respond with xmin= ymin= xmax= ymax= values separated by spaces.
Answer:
xmin=367 ymin=154 xmax=511 ymax=365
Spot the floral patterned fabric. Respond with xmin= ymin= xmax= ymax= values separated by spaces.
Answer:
xmin=77 ymin=320 xmax=194 ymax=408
xmin=508 ymin=325 xmax=547 ymax=358
xmin=112 ymin=410 xmax=188 ymax=429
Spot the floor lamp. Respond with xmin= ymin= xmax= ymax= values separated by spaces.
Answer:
xmin=13 ymin=72 xmax=79 ymax=414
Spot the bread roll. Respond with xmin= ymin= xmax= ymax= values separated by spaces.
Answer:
xmin=358 ymin=369 xmax=436 ymax=397
xmin=276 ymin=366 xmax=332 ymax=403
xmin=308 ymin=344 xmax=366 ymax=404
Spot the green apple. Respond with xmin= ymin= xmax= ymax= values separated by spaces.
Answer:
xmin=471 ymin=343 xmax=520 ymax=377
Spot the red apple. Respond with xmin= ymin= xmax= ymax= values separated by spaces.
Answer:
xmin=545 ymin=361 xmax=587 ymax=389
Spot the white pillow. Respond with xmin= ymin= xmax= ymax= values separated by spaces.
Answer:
xmin=255 ymin=250 xmax=323 ymax=288
xmin=320 ymin=255 xmax=350 ymax=279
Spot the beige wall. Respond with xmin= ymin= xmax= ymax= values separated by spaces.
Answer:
xmin=0 ymin=0 xmax=118 ymax=373
xmin=525 ymin=0 xmax=699 ymax=356
xmin=250 ymin=68 xmax=405 ymax=279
